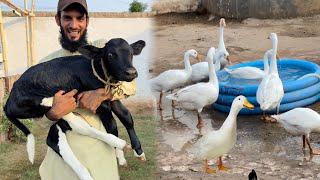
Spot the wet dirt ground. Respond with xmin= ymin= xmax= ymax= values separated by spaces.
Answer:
xmin=151 ymin=13 xmax=320 ymax=179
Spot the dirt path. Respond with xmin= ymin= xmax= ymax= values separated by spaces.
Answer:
xmin=152 ymin=13 xmax=320 ymax=179
xmin=151 ymin=13 xmax=320 ymax=75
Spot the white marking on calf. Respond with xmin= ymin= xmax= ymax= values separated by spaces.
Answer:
xmin=27 ymin=134 xmax=35 ymax=164
xmin=116 ymin=148 xmax=127 ymax=166
xmin=40 ymin=97 xmax=54 ymax=107
xmin=40 ymin=97 xmax=127 ymax=149
xmin=63 ymin=113 xmax=127 ymax=149
xmin=57 ymin=126 xmax=93 ymax=180
xmin=40 ymin=97 xmax=129 ymax=171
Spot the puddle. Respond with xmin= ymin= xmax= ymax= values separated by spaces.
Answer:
xmin=155 ymin=95 xmax=320 ymax=179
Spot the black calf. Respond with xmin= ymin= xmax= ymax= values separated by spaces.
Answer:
xmin=4 ymin=38 xmax=146 ymax=170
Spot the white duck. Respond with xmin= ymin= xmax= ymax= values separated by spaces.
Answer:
xmin=166 ymin=47 xmax=220 ymax=132
xmin=189 ymin=96 xmax=254 ymax=174
xmin=215 ymin=18 xmax=230 ymax=68
xmin=190 ymin=47 xmax=222 ymax=83
xmin=224 ymin=49 xmax=273 ymax=79
xmin=256 ymin=33 xmax=284 ymax=118
xmin=271 ymin=108 xmax=320 ymax=155
xmin=150 ymin=49 xmax=198 ymax=110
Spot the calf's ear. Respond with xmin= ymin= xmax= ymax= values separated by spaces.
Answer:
xmin=130 ymin=40 xmax=146 ymax=55
xmin=78 ymin=45 xmax=103 ymax=59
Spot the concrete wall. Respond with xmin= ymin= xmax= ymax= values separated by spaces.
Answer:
xmin=201 ymin=0 xmax=320 ymax=19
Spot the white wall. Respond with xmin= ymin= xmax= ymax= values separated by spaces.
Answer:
xmin=2 ymin=17 xmax=154 ymax=97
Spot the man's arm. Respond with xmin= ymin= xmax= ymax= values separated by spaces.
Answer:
xmin=46 ymin=89 xmax=78 ymax=121
xmin=77 ymin=88 xmax=113 ymax=114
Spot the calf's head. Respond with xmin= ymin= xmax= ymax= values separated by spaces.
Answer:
xmin=79 ymin=38 xmax=145 ymax=82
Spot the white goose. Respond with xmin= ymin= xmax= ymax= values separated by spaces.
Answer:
xmin=256 ymin=33 xmax=284 ymax=118
xmin=224 ymin=49 xmax=273 ymax=79
xmin=150 ymin=49 xmax=198 ymax=110
xmin=189 ymin=96 xmax=254 ymax=174
xmin=189 ymin=18 xmax=229 ymax=83
xmin=190 ymin=47 xmax=222 ymax=83
xmin=215 ymin=18 xmax=230 ymax=68
xmin=166 ymin=47 xmax=220 ymax=131
xmin=271 ymin=108 xmax=320 ymax=155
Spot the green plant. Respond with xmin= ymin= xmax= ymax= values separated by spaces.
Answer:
xmin=0 ymin=93 xmax=33 ymax=142
xmin=0 ymin=115 xmax=155 ymax=179
xmin=129 ymin=0 xmax=147 ymax=12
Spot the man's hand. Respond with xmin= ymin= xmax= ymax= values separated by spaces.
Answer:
xmin=77 ymin=88 xmax=113 ymax=114
xmin=46 ymin=89 xmax=78 ymax=121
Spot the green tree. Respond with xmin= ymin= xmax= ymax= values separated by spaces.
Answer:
xmin=129 ymin=0 xmax=147 ymax=12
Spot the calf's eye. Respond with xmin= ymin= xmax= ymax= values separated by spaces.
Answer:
xmin=108 ymin=53 xmax=113 ymax=59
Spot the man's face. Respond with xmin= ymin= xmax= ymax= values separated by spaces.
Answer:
xmin=56 ymin=10 xmax=88 ymax=41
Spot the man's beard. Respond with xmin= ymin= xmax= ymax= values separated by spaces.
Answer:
xmin=59 ymin=27 xmax=88 ymax=53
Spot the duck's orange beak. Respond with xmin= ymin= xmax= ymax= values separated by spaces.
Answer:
xmin=244 ymin=98 xmax=254 ymax=110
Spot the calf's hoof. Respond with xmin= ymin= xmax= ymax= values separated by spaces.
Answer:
xmin=116 ymin=149 xmax=128 ymax=167
xmin=134 ymin=151 xmax=147 ymax=162
xmin=118 ymin=158 xmax=128 ymax=167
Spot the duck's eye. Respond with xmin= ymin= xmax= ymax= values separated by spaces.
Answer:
xmin=108 ymin=53 xmax=113 ymax=59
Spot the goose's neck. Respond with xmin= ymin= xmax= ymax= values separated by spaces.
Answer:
xmin=228 ymin=104 xmax=241 ymax=120
xmin=184 ymin=53 xmax=192 ymax=73
xmin=208 ymin=56 xmax=219 ymax=88
xmin=214 ymin=54 xmax=221 ymax=71
xmin=218 ymin=26 xmax=226 ymax=51
xmin=263 ymin=51 xmax=270 ymax=74
xmin=270 ymin=38 xmax=278 ymax=74
xmin=220 ymin=105 xmax=240 ymax=133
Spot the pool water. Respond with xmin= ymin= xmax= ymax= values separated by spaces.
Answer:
xmin=218 ymin=63 xmax=314 ymax=86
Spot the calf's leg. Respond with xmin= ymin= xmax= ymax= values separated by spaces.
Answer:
xmin=42 ymin=97 xmax=128 ymax=149
xmin=47 ymin=121 xmax=93 ymax=180
xmin=96 ymin=102 xmax=128 ymax=166
xmin=110 ymin=100 xmax=146 ymax=161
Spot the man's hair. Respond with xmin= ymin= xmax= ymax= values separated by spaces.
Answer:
xmin=57 ymin=3 xmax=89 ymax=19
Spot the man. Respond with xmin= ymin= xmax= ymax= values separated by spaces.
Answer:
xmin=39 ymin=0 xmax=135 ymax=179
xmin=46 ymin=0 xmax=112 ymax=122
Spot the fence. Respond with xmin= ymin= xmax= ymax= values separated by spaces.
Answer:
xmin=201 ymin=0 xmax=320 ymax=19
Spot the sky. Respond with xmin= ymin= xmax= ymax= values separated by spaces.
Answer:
xmin=1 ymin=0 xmax=154 ymax=12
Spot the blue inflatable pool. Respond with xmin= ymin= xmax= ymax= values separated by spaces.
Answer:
xmin=213 ymin=59 xmax=320 ymax=115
